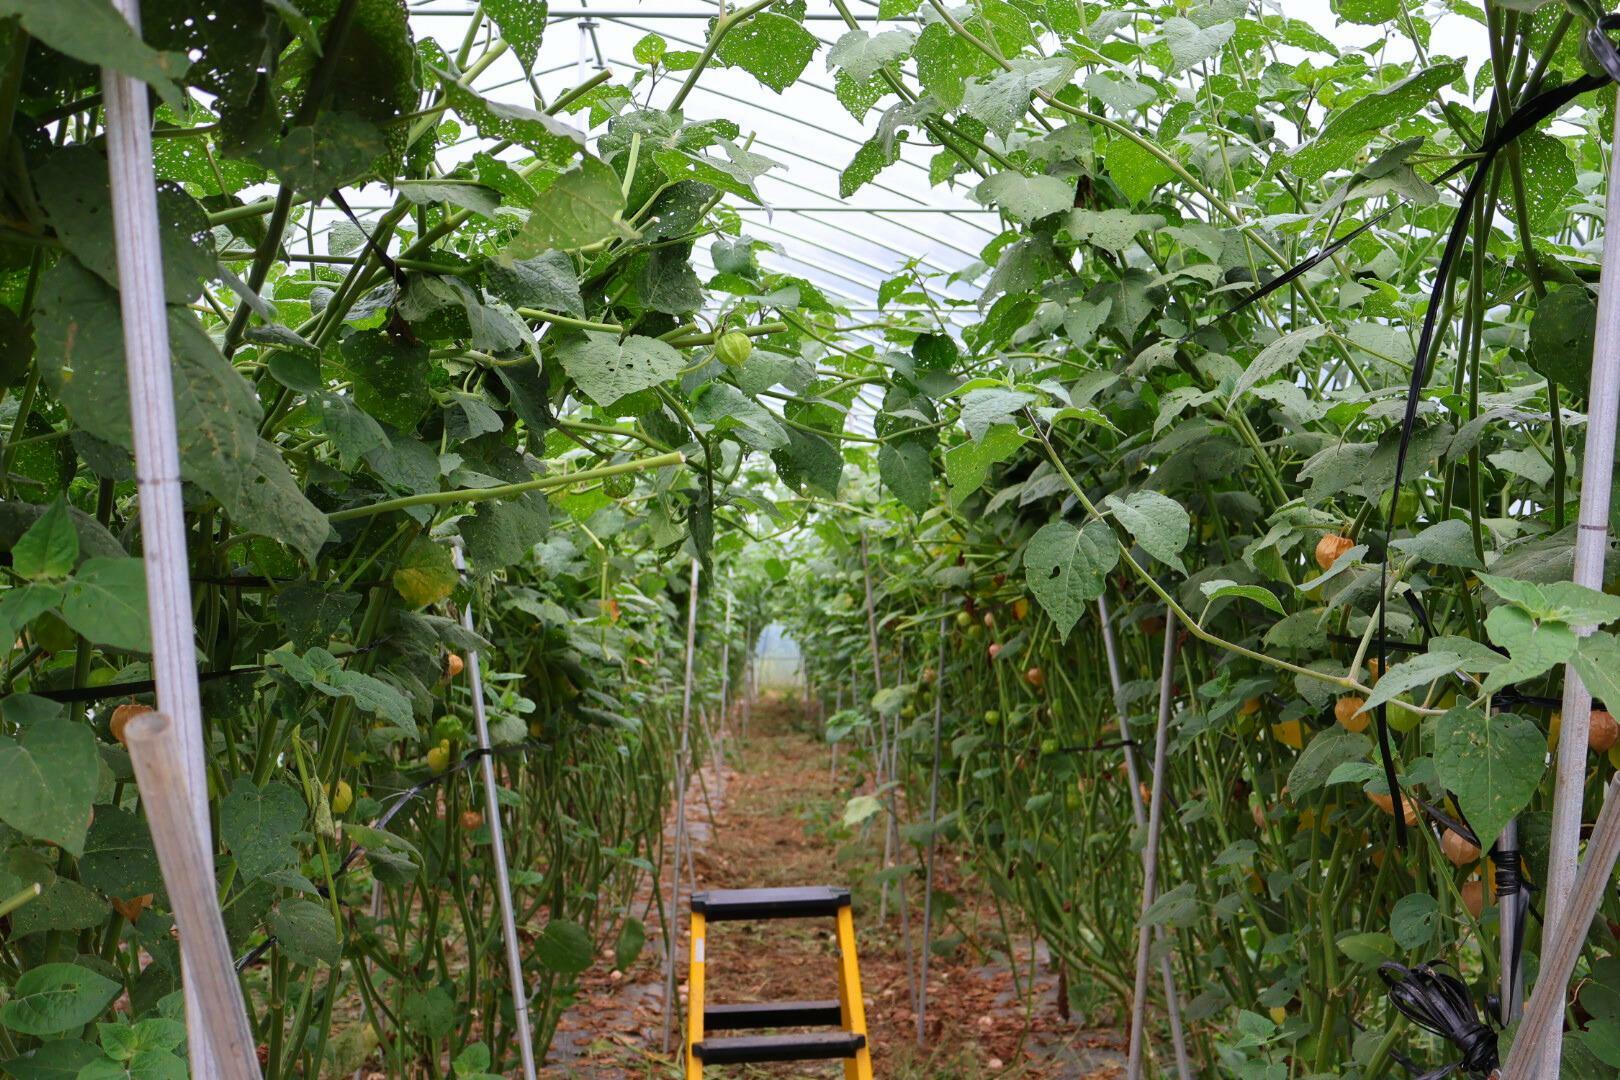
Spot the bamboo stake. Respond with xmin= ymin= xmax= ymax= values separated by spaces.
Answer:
xmin=662 ymin=557 xmax=702 ymax=1054
xmin=1532 ymin=99 xmax=1620 ymax=1078
xmin=1099 ymin=598 xmax=1191 ymax=1078
xmin=1504 ymin=774 xmax=1620 ymax=1076
xmin=1128 ymin=604 xmax=1184 ymax=1080
xmin=101 ymin=9 xmax=215 ymax=1073
xmin=124 ymin=713 xmax=261 ymax=1080
xmin=860 ymin=535 xmax=896 ymax=924
xmin=917 ymin=617 xmax=948 ymax=1045
xmin=450 ymin=543 xmax=536 ymax=1080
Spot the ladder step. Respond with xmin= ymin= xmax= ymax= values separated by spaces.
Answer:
xmin=690 ymin=886 xmax=851 ymax=921
xmin=694 ymin=1032 xmax=866 ymax=1064
xmin=704 ymin=1000 xmax=844 ymax=1030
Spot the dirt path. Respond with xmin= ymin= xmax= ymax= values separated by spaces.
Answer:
xmin=544 ymin=695 xmax=1125 ymax=1078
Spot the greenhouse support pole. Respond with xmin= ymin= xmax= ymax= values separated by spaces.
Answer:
xmin=450 ymin=543 xmax=537 ymax=1080
xmin=1534 ymin=98 xmax=1620 ymax=1079
xmin=662 ymin=557 xmax=702 ymax=1054
xmin=1100 ymin=598 xmax=1191 ymax=1080
xmin=917 ymin=618 xmax=948 ymax=1046
xmin=100 ymin=17 xmax=217 ymax=1076
xmin=1128 ymin=605 xmax=1182 ymax=1080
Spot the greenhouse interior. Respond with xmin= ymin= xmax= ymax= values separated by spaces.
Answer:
xmin=7 ymin=0 xmax=1620 ymax=1076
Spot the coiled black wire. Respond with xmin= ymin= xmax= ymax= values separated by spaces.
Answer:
xmin=1380 ymin=961 xmax=1499 ymax=1078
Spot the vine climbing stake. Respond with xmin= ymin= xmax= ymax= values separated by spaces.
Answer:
xmin=450 ymin=541 xmax=537 ymax=1080
xmin=102 ymin=1 xmax=218 ymax=1071
xmin=663 ymin=557 xmax=703 ymax=1055
xmin=1100 ymin=597 xmax=1191 ymax=1080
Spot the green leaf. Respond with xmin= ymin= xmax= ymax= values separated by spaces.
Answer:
xmin=614 ymin=917 xmax=646 ymax=971
xmin=1390 ymin=893 xmax=1439 ymax=950
xmin=1390 ymin=518 xmax=1485 ymax=570
xmin=843 ymin=794 xmax=884 ymax=827
xmin=840 ymin=136 xmax=901 ymax=198
xmin=12 ymin=499 xmax=78 ymax=582
xmin=1104 ymin=136 xmax=1174 ymax=205
xmin=877 ymin=440 xmax=933 ymax=516
xmin=1477 ymin=574 xmax=1620 ymax=626
xmin=1287 ymin=62 xmax=1463 ymax=180
xmin=392 ymin=539 xmax=458 ymax=609
xmin=485 ymin=0 xmax=547 ymax=69
xmin=1529 ymin=285 xmax=1596 ymax=391
xmin=1481 ymin=604 xmax=1574 ymax=694
xmin=1362 ymin=650 xmax=1464 ymax=712
xmin=958 ymin=388 xmax=1037 ymax=440
xmin=690 ymin=383 xmax=788 ymax=451
xmin=961 ymin=58 xmax=1075 ymax=137
xmin=59 ymin=557 xmax=150 ymax=652
xmin=268 ymin=898 xmax=341 ymax=967
xmin=486 ymin=252 xmax=584 ymax=318
xmin=771 ymin=427 xmax=845 ymax=500
xmin=826 ymin=28 xmax=914 ymax=82
xmin=1434 ymin=706 xmax=1546 ymax=851
xmin=218 ymin=778 xmax=306 ymax=882
xmin=1287 ymin=727 xmax=1371 ymax=797
xmin=944 ymin=424 xmax=1024 ymax=506
xmin=1570 ymin=634 xmax=1620 ymax=724
xmin=253 ymin=113 xmax=389 ymax=196
xmin=0 ymin=721 xmax=98 ymax=855
xmin=716 ymin=12 xmax=817 ymax=93
xmin=78 ymin=806 xmax=162 ymax=898
xmin=1059 ymin=209 xmax=1165 ymax=252
xmin=1023 ymin=520 xmax=1119 ymax=639
xmin=0 ymin=583 xmax=65 ymax=647
xmin=440 ymin=78 xmax=583 ymax=166
xmin=506 ymin=155 xmax=630 ymax=256
xmin=556 ymin=332 xmax=683 ymax=409
xmin=913 ymin=21 xmax=995 ymax=110
xmin=393 ymin=180 xmax=503 ymax=220
xmin=0 ymin=963 xmax=120 ymax=1036
xmin=1336 ymin=931 xmax=1396 ymax=966
xmin=1104 ymin=491 xmax=1189 ymax=574
xmin=0 ymin=1038 xmax=104 ymax=1079
xmin=0 ymin=0 xmax=184 ymax=105
xmin=1163 ymin=17 xmax=1234 ymax=73
xmin=1199 ymin=579 xmax=1284 ymax=616
xmin=1228 ymin=326 xmax=1330 ymax=408
xmin=1507 ymin=130 xmax=1576 ymax=233
xmin=9 ymin=878 xmax=108 ymax=937
xmin=535 ymin=919 xmax=594 ymax=973
xmin=974 ymin=172 xmax=1073 ymax=223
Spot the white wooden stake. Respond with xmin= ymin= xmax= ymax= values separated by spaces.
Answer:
xmin=1534 ymin=100 xmax=1620 ymax=1079
xmin=661 ymin=558 xmax=702 ymax=1054
xmin=124 ymin=713 xmax=260 ymax=1080
xmin=100 ymin=14 xmax=216 ymax=1074
xmin=1128 ymin=605 xmax=1183 ymax=1080
xmin=1100 ymin=597 xmax=1191 ymax=1080
xmin=450 ymin=543 xmax=536 ymax=1080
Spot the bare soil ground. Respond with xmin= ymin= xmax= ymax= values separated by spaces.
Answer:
xmin=542 ymin=694 xmax=1125 ymax=1079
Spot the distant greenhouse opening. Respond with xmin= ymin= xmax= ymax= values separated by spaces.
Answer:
xmin=754 ymin=624 xmax=803 ymax=691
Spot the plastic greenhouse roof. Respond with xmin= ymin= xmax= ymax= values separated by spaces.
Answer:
xmin=399 ymin=0 xmax=996 ymax=350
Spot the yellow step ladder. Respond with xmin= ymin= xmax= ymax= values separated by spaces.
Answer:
xmin=684 ymin=886 xmax=874 ymax=1079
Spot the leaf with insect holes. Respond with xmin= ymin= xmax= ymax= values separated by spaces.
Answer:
xmin=1434 ymin=706 xmax=1545 ymax=851
xmin=716 ymin=12 xmax=817 ymax=93
xmin=1105 ymin=491 xmax=1189 ymax=573
xmin=1023 ymin=520 xmax=1119 ymax=639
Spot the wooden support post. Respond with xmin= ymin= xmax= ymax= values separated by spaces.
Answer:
xmin=124 ymin=713 xmax=261 ymax=1080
